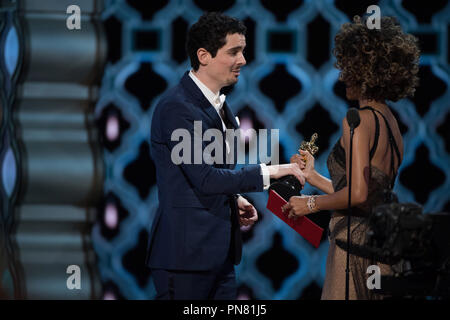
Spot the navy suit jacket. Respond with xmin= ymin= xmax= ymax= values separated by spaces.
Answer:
xmin=146 ymin=72 xmax=264 ymax=271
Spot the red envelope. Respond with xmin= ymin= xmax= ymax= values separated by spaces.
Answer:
xmin=266 ymin=189 xmax=324 ymax=248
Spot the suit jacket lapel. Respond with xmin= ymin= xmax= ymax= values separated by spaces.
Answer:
xmin=180 ymin=71 xmax=224 ymax=131
xmin=222 ymin=102 xmax=239 ymax=129
xmin=203 ymin=106 xmax=224 ymax=131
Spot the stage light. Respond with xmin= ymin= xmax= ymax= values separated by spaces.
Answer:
xmin=237 ymin=292 xmax=251 ymax=300
xmin=4 ymin=25 xmax=18 ymax=79
xmin=106 ymin=114 xmax=120 ymax=142
xmin=1 ymin=147 xmax=16 ymax=198
xmin=104 ymin=203 xmax=118 ymax=229
xmin=239 ymin=117 xmax=255 ymax=143
xmin=103 ymin=291 xmax=116 ymax=300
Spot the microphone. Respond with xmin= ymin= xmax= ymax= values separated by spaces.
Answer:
xmin=344 ymin=107 xmax=360 ymax=301
xmin=346 ymin=108 xmax=361 ymax=130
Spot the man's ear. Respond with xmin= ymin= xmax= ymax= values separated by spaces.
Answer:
xmin=197 ymin=48 xmax=211 ymax=67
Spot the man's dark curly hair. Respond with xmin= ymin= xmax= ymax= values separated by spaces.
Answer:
xmin=333 ymin=16 xmax=420 ymax=102
xmin=186 ymin=12 xmax=246 ymax=71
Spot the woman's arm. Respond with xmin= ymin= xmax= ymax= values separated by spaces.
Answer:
xmin=293 ymin=150 xmax=334 ymax=194
xmin=284 ymin=115 xmax=371 ymax=216
xmin=307 ymin=170 xmax=334 ymax=195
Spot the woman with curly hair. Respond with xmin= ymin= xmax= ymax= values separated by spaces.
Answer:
xmin=284 ymin=16 xmax=420 ymax=299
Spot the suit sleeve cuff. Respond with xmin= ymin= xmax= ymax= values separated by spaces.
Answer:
xmin=260 ymin=164 xmax=270 ymax=190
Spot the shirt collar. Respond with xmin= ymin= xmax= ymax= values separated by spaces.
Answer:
xmin=189 ymin=70 xmax=226 ymax=112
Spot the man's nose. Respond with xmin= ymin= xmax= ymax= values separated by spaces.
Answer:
xmin=238 ymin=52 xmax=246 ymax=66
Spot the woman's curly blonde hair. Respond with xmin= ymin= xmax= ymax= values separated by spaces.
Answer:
xmin=333 ymin=15 xmax=420 ymax=102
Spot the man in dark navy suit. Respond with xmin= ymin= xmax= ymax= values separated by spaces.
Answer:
xmin=147 ymin=12 xmax=304 ymax=300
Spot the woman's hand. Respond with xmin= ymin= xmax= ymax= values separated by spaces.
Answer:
xmin=290 ymin=153 xmax=305 ymax=170
xmin=281 ymin=195 xmax=310 ymax=218
xmin=298 ymin=150 xmax=316 ymax=182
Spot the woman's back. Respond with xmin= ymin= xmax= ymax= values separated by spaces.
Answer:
xmin=327 ymin=104 xmax=403 ymax=216
xmin=366 ymin=105 xmax=404 ymax=181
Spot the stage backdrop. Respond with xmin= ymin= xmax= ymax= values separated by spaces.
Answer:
xmin=90 ymin=0 xmax=448 ymax=299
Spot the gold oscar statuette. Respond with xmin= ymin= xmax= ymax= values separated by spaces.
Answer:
xmin=268 ymin=133 xmax=319 ymax=199
xmin=299 ymin=133 xmax=319 ymax=160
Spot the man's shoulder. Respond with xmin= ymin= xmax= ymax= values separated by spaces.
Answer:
xmin=159 ymin=82 xmax=184 ymax=102
xmin=154 ymin=84 xmax=187 ymax=113
xmin=153 ymin=86 xmax=204 ymax=127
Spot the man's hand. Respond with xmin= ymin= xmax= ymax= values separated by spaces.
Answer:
xmin=237 ymin=195 xmax=258 ymax=227
xmin=267 ymin=163 xmax=305 ymax=186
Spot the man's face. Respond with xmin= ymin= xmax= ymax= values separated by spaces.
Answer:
xmin=205 ymin=33 xmax=246 ymax=89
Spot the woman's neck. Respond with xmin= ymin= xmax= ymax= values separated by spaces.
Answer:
xmin=358 ymin=99 xmax=387 ymax=112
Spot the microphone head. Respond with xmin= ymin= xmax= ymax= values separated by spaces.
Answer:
xmin=346 ymin=108 xmax=361 ymax=129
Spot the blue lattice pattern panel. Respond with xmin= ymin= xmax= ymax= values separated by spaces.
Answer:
xmin=0 ymin=6 xmax=22 ymax=296
xmin=92 ymin=0 xmax=450 ymax=299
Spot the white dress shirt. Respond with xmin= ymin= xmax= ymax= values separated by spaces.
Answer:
xmin=188 ymin=70 xmax=270 ymax=190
